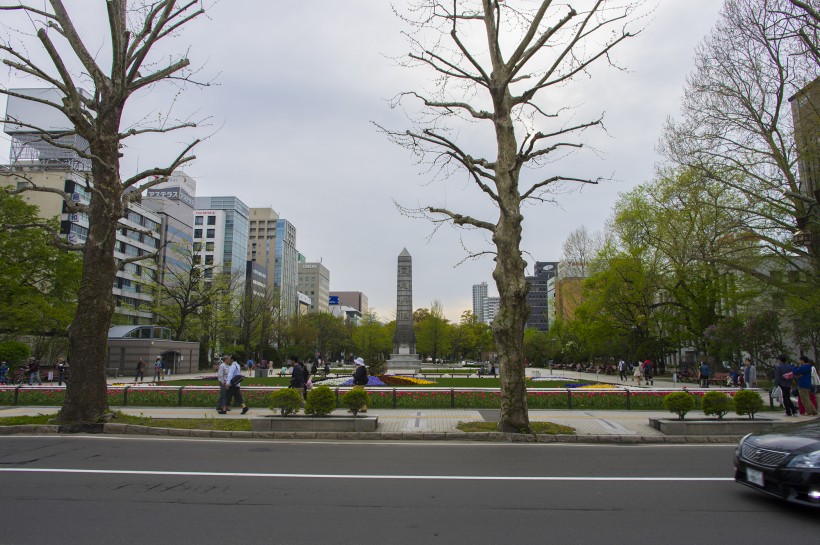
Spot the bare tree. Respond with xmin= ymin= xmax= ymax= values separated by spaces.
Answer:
xmin=561 ymin=225 xmax=604 ymax=278
xmin=382 ymin=0 xmax=646 ymax=432
xmin=0 ymin=1 xmax=208 ymax=423
xmin=790 ymin=0 xmax=820 ymax=64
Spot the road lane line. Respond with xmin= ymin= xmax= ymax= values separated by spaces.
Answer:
xmin=0 ymin=468 xmax=733 ymax=481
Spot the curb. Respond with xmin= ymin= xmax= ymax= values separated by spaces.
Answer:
xmin=0 ymin=424 xmax=744 ymax=444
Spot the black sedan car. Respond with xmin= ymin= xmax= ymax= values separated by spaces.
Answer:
xmin=734 ymin=418 xmax=820 ymax=507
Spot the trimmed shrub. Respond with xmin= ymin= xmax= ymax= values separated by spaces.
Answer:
xmin=305 ymin=385 xmax=336 ymax=417
xmin=341 ymin=387 xmax=370 ymax=416
xmin=701 ymin=391 xmax=733 ymax=419
xmin=733 ymin=389 xmax=764 ymax=420
xmin=269 ymin=388 xmax=304 ymax=416
xmin=662 ymin=391 xmax=695 ymax=420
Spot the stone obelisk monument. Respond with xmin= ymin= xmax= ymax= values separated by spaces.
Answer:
xmin=387 ymin=248 xmax=421 ymax=372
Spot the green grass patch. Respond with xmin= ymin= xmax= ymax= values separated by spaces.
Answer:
xmin=111 ymin=412 xmax=251 ymax=431
xmin=456 ymin=420 xmax=575 ymax=434
xmin=0 ymin=413 xmax=57 ymax=425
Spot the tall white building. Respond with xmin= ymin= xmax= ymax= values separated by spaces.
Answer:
xmin=472 ymin=282 xmax=489 ymax=323
xmin=194 ymin=196 xmax=249 ymax=289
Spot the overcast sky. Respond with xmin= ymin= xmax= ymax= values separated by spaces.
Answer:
xmin=0 ymin=1 xmax=725 ymax=322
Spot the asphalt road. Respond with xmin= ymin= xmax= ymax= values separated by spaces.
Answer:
xmin=0 ymin=436 xmax=817 ymax=544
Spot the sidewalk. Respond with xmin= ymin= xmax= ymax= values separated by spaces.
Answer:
xmin=0 ymin=404 xmax=799 ymax=443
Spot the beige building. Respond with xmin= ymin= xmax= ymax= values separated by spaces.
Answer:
xmin=329 ymin=291 xmax=369 ymax=315
xmin=1 ymin=166 xmax=161 ymax=324
xmin=298 ymin=261 xmax=330 ymax=313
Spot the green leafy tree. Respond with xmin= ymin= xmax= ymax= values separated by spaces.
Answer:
xmin=0 ymin=192 xmax=81 ymax=342
xmin=415 ymin=300 xmax=451 ymax=363
xmin=661 ymin=0 xmax=819 ymax=297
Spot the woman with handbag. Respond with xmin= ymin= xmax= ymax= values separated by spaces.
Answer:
xmin=218 ymin=354 xmax=249 ymax=415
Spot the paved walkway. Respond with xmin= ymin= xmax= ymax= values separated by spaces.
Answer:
xmin=0 ymin=369 xmax=796 ymax=443
xmin=0 ymin=404 xmax=799 ymax=438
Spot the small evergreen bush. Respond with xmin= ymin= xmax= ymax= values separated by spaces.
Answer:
xmin=269 ymin=388 xmax=304 ymax=416
xmin=662 ymin=391 xmax=695 ymax=420
xmin=341 ymin=387 xmax=370 ymax=416
xmin=305 ymin=385 xmax=336 ymax=417
xmin=701 ymin=391 xmax=733 ymax=419
xmin=733 ymin=389 xmax=764 ymax=420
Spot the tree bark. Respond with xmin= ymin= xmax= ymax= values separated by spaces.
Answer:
xmin=60 ymin=111 xmax=123 ymax=422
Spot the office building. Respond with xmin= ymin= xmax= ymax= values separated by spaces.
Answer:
xmin=298 ymin=261 xmax=330 ymax=314
xmin=525 ymin=261 xmax=558 ymax=331
xmin=247 ymin=207 xmax=299 ymax=317
xmin=142 ymin=171 xmax=196 ymax=283
xmin=194 ymin=196 xmax=249 ymax=290
xmin=329 ymin=291 xmax=369 ymax=315
xmin=472 ymin=282 xmax=488 ymax=323
xmin=1 ymin=88 xmax=160 ymax=324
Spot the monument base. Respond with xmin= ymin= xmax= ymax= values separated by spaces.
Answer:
xmin=387 ymin=354 xmax=421 ymax=373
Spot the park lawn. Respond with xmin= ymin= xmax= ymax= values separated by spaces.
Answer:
xmin=0 ymin=412 xmax=251 ymax=431
xmin=456 ymin=421 xmax=576 ymax=434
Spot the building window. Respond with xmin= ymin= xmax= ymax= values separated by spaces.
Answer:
xmin=205 ymin=242 xmax=214 ymax=251
xmin=205 ymin=254 xmax=214 ymax=265
xmin=206 ymin=229 xmax=215 ymax=239
xmin=195 ymin=216 xmax=203 ymax=225
xmin=207 ymin=216 xmax=216 ymax=225
xmin=194 ymin=229 xmax=202 ymax=239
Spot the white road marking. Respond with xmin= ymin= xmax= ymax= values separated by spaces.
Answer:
xmin=0 ymin=468 xmax=733 ymax=481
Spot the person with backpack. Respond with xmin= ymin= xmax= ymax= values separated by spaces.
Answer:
xmin=218 ymin=354 xmax=248 ymax=415
xmin=352 ymin=357 xmax=369 ymax=413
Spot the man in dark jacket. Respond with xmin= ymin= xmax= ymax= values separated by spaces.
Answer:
xmin=774 ymin=354 xmax=797 ymax=417
xmin=352 ymin=357 xmax=368 ymax=413
xmin=289 ymin=356 xmax=305 ymax=395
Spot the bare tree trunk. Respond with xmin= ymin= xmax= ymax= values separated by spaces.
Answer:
xmin=62 ymin=123 xmax=123 ymax=422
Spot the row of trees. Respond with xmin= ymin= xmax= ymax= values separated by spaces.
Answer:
xmin=150 ymin=246 xmax=499 ymax=371
xmin=546 ymin=0 xmax=820 ymax=375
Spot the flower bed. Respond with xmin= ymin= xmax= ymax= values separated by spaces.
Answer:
xmin=0 ymin=384 xmax=742 ymax=411
xmin=378 ymin=375 xmax=437 ymax=386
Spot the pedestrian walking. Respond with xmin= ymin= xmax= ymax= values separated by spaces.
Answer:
xmin=793 ymin=356 xmax=818 ymax=416
xmin=618 ymin=358 xmax=626 ymax=382
xmin=134 ymin=357 xmax=144 ymax=383
xmin=0 ymin=361 xmax=8 ymax=385
xmin=216 ymin=355 xmax=230 ymax=412
xmin=742 ymin=358 xmax=757 ymax=389
xmin=352 ymin=357 xmax=369 ymax=413
xmin=698 ymin=360 xmax=711 ymax=388
xmin=27 ymin=358 xmax=41 ymax=385
xmin=218 ymin=354 xmax=248 ymax=415
xmin=643 ymin=359 xmax=654 ymax=386
xmin=57 ymin=357 xmax=69 ymax=386
xmin=288 ymin=355 xmax=305 ymax=396
xmin=774 ymin=354 xmax=797 ymax=417
xmin=632 ymin=361 xmax=642 ymax=383
xmin=152 ymin=356 xmax=163 ymax=382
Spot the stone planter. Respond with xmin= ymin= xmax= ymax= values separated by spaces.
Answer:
xmin=251 ymin=415 xmax=378 ymax=433
xmin=649 ymin=417 xmax=775 ymax=436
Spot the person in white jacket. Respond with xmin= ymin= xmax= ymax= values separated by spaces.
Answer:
xmin=218 ymin=354 xmax=249 ymax=415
